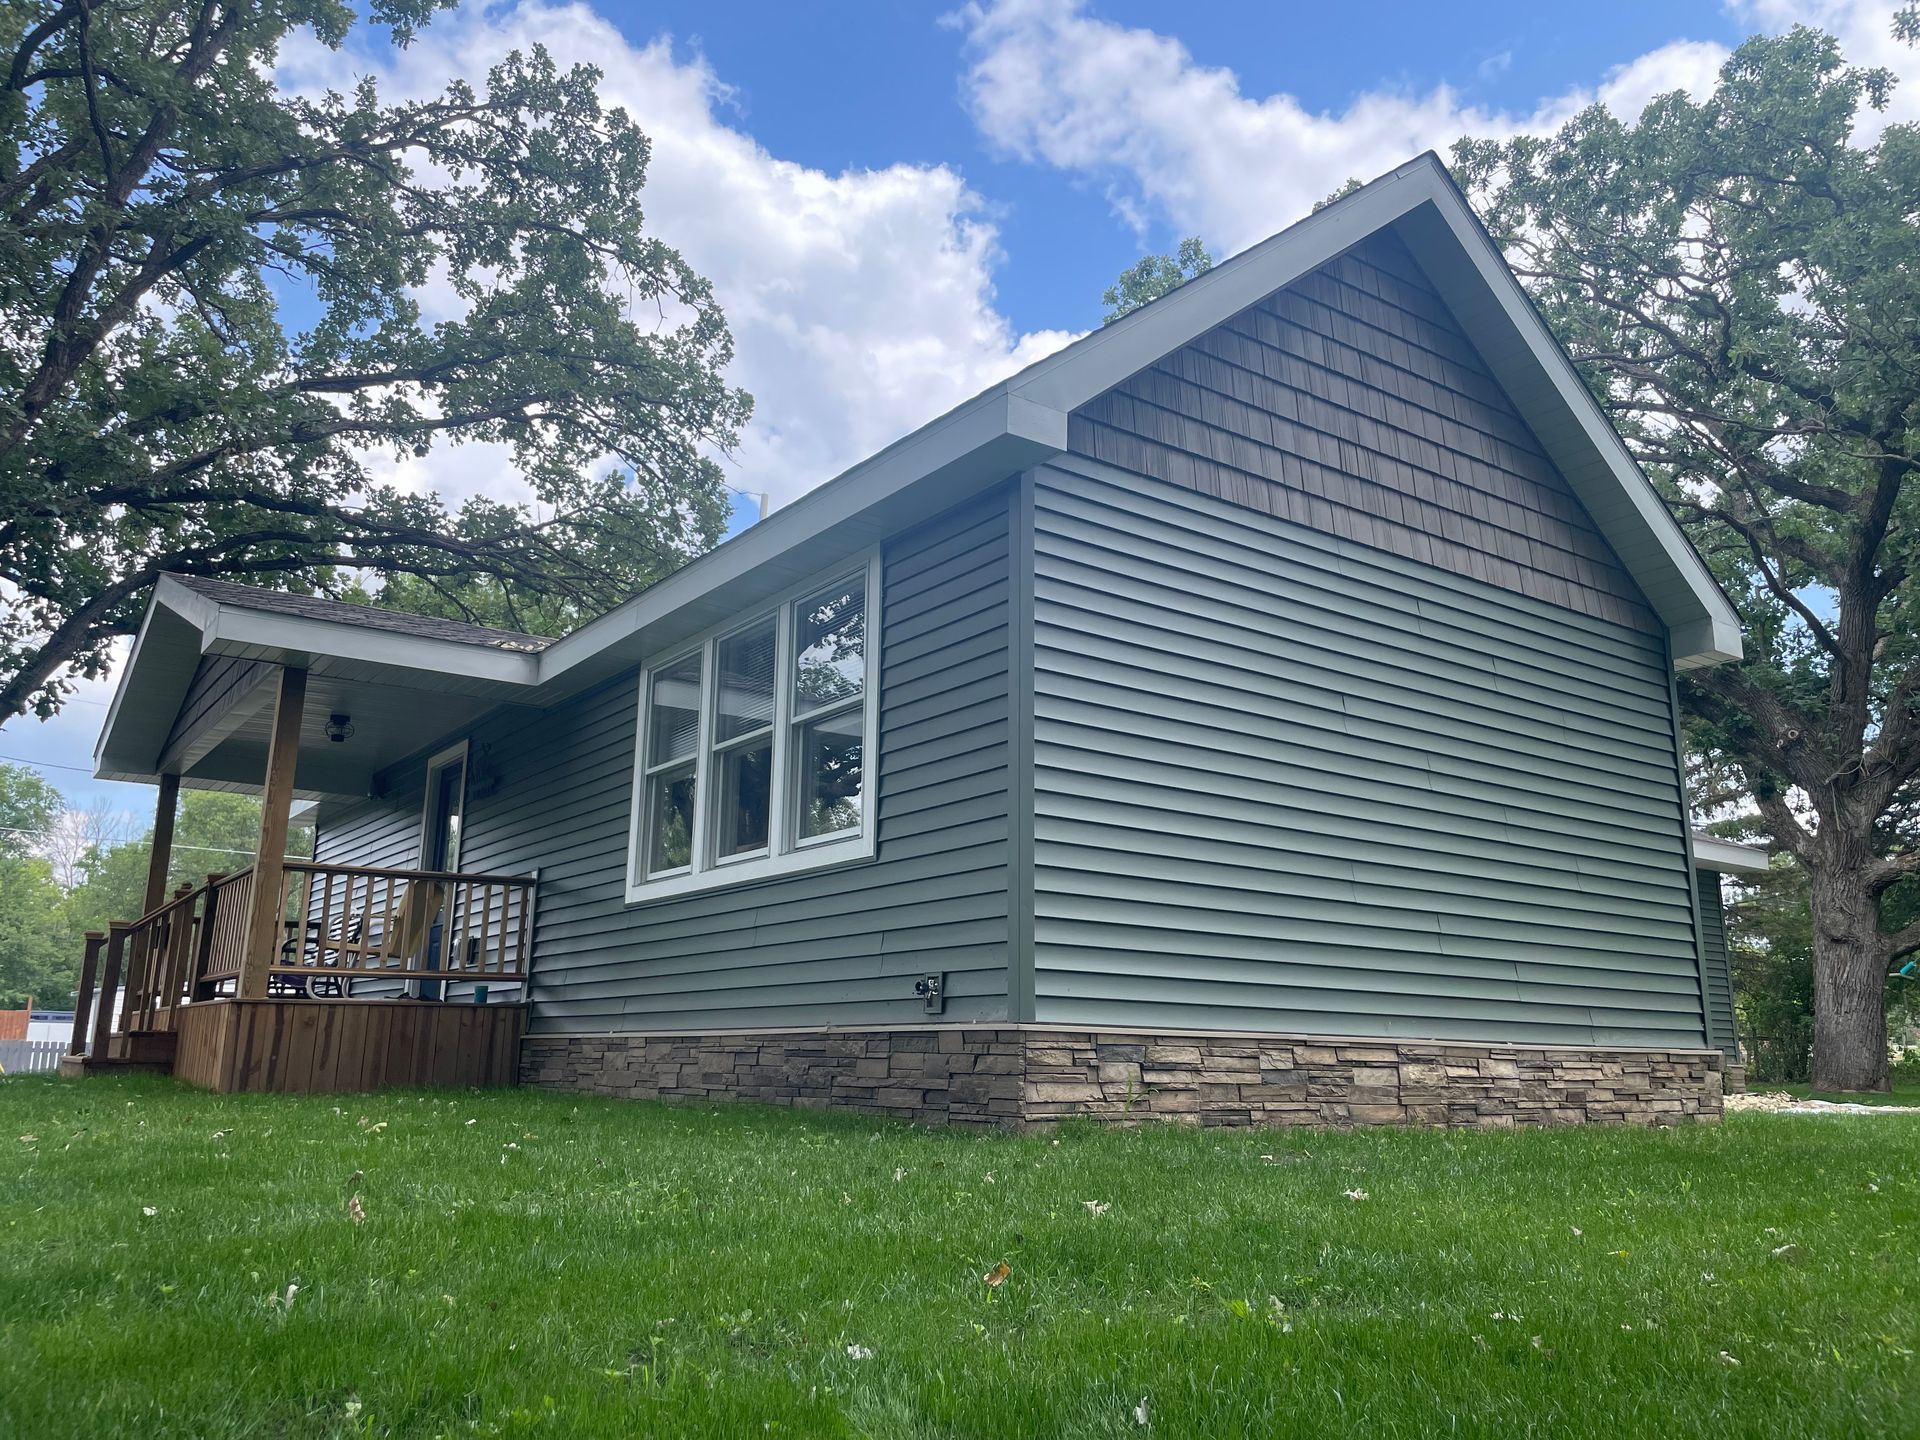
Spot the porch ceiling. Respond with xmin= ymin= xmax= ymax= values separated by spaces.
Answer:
xmin=172 ymin=672 xmax=512 ymax=801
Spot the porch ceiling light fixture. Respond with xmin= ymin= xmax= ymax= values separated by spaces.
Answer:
xmin=324 ymin=712 xmax=355 ymax=743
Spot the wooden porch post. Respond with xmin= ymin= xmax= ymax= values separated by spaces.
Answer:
xmin=92 ymin=922 xmax=130 ymax=1056
xmin=237 ymin=666 xmax=306 ymax=1001
xmin=141 ymin=772 xmax=181 ymax=916
xmin=69 ymin=932 xmax=104 ymax=1055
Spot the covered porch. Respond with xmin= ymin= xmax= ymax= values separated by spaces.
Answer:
xmin=74 ymin=576 xmax=548 ymax=1093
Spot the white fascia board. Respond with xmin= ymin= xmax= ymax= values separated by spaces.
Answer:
xmin=1692 ymin=835 xmax=1771 ymax=876
xmin=201 ymin=604 xmax=542 ymax=688
xmin=92 ymin=586 xmax=206 ymax=775
xmin=93 ymin=575 xmax=540 ymax=782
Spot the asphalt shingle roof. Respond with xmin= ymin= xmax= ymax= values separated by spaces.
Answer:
xmin=168 ymin=574 xmax=554 ymax=653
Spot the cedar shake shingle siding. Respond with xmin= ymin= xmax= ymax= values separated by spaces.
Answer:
xmin=1067 ymin=231 xmax=1655 ymax=631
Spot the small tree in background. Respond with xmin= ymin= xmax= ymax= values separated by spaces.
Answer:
xmin=1102 ymin=237 xmax=1214 ymax=323
xmin=1 ymin=0 xmax=751 ymax=720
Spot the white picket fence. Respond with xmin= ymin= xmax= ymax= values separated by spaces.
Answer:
xmin=0 ymin=1039 xmax=65 ymax=1076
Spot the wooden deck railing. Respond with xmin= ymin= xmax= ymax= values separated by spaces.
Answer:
xmin=271 ymin=861 xmax=535 ymax=991
xmin=70 ymin=861 xmax=535 ymax=1051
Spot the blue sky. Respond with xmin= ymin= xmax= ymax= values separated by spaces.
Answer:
xmin=596 ymin=0 xmax=1746 ymax=336
xmin=5 ymin=0 xmax=1914 ymax=822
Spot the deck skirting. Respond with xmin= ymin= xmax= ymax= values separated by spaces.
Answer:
xmin=172 ymin=998 xmax=524 ymax=1093
xmin=519 ymin=1027 xmax=1724 ymax=1128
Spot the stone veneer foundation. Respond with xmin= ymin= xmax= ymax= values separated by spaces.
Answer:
xmin=521 ymin=1026 xmax=1724 ymax=1128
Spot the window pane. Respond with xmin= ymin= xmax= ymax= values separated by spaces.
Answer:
xmin=795 ymin=707 xmax=865 ymax=841
xmin=714 ymin=618 xmax=777 ymax=743
xmin=793 ymin=579 xmax=865 ymax=713
xmin=715 ymin=736 xmax=772 ymax=859
xmin=645 ymin=765 xmax=697 ymax=873
xmin=647 ymin=653 xmax=703 ymax=766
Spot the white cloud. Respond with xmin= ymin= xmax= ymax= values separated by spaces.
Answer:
xmin=276 ymin=2 xmax=1073 ymax=515
xmin=955 ymin=0 xmax=1917 ymax=254
xmin=1731 ymin=0 xmax=1920 ymax=134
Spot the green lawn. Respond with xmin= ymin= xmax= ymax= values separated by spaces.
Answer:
xmin=3 ymin=1077 xmax=1916 ymax=1439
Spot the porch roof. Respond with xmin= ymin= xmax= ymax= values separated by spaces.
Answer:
xmin=94 ymin=575 xmax=549 ymax=799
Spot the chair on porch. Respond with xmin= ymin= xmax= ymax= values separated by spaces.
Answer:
xmin=270 ymin=876 xmax=449 ymax=997
xmin=375 ymin=877 xmax=450 ymax=972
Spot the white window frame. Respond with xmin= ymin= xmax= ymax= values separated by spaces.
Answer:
xmin=624 ymin=550 xmax=881 ymax=903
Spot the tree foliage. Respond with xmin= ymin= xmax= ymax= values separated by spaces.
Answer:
xmin=0 ymin=767 xmax=311 ymax=1007
xmin=1454 ymin=25 xmax=1920 ymax=1089
xmin=1101 ymin=236 xmax=1214 ymax=324
xmin=0 ymin=0 xmax=750 ymax=719
xmin=0 ymin=762 xmax=69 ymax=1006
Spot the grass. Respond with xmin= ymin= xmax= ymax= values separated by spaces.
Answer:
xmin=2 ymin=1077 xmax=1917 ymax=1439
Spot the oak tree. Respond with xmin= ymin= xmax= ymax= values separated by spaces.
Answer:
xmin=1456 ymin=25 xmax=1920 ymax=1090
xmin=1 ymin=0 xmax=750 ymax=719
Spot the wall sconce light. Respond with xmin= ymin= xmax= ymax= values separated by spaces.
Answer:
xmin=325 ymin=713 xmax=355 ymax=743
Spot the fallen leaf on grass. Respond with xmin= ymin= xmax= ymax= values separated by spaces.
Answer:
xmin=983 ymin=1261 xmax=1011 ymax=1289
xmin=347 ymin=1194 xmax=366 ymax=1225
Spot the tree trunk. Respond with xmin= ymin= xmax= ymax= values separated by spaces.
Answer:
xmin=1808 ymin=870 xmax=1890 ymax=1093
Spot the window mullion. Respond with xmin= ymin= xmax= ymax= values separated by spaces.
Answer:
xmin=769 ymin=596 xmax=794 ymax=857
xmin=691 ymin=638 xmax=716 ymax=874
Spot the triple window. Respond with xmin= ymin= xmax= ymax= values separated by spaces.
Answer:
xmin=627 ymin=555 xmax=879 ymax=900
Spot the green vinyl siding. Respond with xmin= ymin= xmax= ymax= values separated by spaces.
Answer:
xmin=315 ymin=486 xmax=1017 ymax=1031
xmin=1028 ymin=455 xmax=1706 ymax=1047
xmin=1696 ymin=870 xmax=1739 ymax=1060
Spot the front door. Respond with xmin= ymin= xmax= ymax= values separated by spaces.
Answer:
xmin=416 ymin=746 xmax=466 ymax=998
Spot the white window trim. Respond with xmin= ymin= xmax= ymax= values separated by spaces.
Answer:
xmin=416 ymin=740 xmax=469 ymax=872
xmin=624 ymin=550 xmax=882 ymax=904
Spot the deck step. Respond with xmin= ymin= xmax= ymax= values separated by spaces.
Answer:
xmin=106 ymin=1030 xmax=178 ymax=1067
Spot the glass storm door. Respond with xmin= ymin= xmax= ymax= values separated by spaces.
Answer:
xmin=416 ymin=749 xmax=466 ymax=998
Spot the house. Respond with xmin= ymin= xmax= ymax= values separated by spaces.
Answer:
xmin=1692 ymin=831 xmax=1771 ymax=1091
xmin=83 ymin=153 xmax=1748 ymax=1126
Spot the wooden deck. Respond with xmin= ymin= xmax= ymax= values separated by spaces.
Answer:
xmin=70 ymin=859 xmax=536 ymax=1094
xmin=173 ymin=998 xmax=525 ymax=1093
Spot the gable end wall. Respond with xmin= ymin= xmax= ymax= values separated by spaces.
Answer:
xmin=1068 ymin=230 xmax=1655 ymax=632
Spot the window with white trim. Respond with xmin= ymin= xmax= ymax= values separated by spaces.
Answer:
xmin=626 ymin=555 xmax=880 ymax=901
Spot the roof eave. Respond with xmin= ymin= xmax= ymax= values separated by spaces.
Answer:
xmin=1693 ymin=835 xmax=1772 ymax=875
xmin=532 ymin=388 xmax=1067 ymax=698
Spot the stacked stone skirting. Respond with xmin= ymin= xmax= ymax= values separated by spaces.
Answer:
xmin=520 ymin=1027 xmax=1724 ymax=1128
